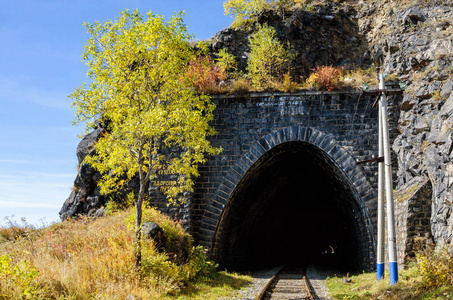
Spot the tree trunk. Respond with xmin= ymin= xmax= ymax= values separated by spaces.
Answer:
xmin=134 ymin=185 xmax=145 ymax=271
xmin=134 ymin=138 xmax=155 ymax=272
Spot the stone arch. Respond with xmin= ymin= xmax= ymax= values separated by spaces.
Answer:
xmin=199 ymin=126 xmax=376 ymax=270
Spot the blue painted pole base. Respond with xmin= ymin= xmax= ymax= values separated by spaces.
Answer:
xmin=376 ymin=263 xmax=385 ymax=281
xmin=389 ymin=262 xmax=398 ymax=285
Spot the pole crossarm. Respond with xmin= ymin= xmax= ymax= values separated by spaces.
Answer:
xmin=363 ymin=88 xmax=403 ymax=96
xmin=366 ymin=89 xmax=403 ymax=108
xmin=355 ymin=156 xmax=384 ymax=165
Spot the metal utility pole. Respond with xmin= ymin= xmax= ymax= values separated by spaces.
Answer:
xmin=379 ymin=72 xmax=398 ymax=285
xmin=376 ymin=96 xmax=385 ymax=281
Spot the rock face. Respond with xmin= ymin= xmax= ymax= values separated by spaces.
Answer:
xmin=61 ymin=0 xmax=453 ymax=262
xmin=59 ymin=125 xmax=140 ymax=220
xmin=357 ymin=0 xmax=453 ymax=257
xmin=212 ymin=1 xmax=369 ymax=77
xmin=60 ymin=127 xmax=104 ymax=220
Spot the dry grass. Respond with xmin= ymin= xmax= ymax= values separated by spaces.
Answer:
xmin=0 ymin=208 xmax=251 ymax=299
xmin=1 ymin=212 xmax=153 ymax=299
xmin=207 ymin=65 xmax=384 ymax=95
xmin=225 ymin=77 xmax=254 ymax=95
xmin=341 ymin=66 xmax=379 ymax=90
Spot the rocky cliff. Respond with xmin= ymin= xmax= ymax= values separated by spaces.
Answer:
xmin=60 ymin=125 xmax=140 ymax=220
xmin=356 ymin=0 xmax=453 ymax=259
xmin=212 ymin=1 xmax=369 ymax=77
xmin=61 ymin=0 xmax=453 ymax=260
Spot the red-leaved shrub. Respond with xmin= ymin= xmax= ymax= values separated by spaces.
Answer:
xmin=306 ymin=65 xmax=344 ymax=91
xmin=185 ymin=55 xmax=227 ymax=94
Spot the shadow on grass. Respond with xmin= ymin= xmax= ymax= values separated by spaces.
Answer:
xmin=172 ymin=271 xmax=253 ymax=299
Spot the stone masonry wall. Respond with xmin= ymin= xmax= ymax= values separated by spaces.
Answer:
xmin=191 ymin=91 xmax=401 ymax=248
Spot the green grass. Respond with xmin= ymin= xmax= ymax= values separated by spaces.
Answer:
xmin=326 ymin=266 xmax=453 ymax=299
xmin=165 ymin=271 xmax=252 ymax=300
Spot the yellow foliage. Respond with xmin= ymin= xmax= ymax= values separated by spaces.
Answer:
xmin=227 ymin=77 xmax=253 ymax=95
xmin=416 ymin=247 xmax=453 ymax=290
xmin=71 ymin=9 xmax=221 ymax=203
xmin=70 ymin=9 xmax=222 ymax=274
xmin=0 ymin=255 xmax=44 ymax=299
xmin=224 ymin=0 xmax=269 ymax=28
xmin=247 ymin=23 xmax=295 ymax=89
xmin=282 ymin=73 xmax=299 ymax=92
xmin=215 ymin=48 xmax=238 ymax=74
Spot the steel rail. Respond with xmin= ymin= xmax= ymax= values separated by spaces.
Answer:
xmin=255 ymin=265 xmax=286 ymax=300
xmin=256 ymin=265 xmax=316 ymax=300
xmin=302 ymin=272 xmax=316 ymax=300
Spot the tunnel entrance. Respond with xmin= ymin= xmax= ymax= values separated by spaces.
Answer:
xmin=213 ymin=141 xmax=373 ymax=272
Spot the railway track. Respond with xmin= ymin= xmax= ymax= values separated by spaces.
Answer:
xmin=257 ymin=265 xmax=316 ymax=300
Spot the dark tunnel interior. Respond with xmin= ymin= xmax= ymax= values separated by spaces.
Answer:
xmin=214 ymin=141 xmax=371 ymax=272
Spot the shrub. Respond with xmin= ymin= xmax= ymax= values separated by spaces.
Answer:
xmin=129 ymin=206 xmax=188 ymax=246
xmin=104 ymin=192 xmax=136 ymax=215
xmin=215 ymin=48 xmax=238 ymax=75
xmin=281 ymin=72 xmax=299 ymax=92
xmin=305 ymin=65 xmax=344 ymax=91
xmin=224 ymin=0 xmax=305 ymax=27
xmin=141 ymin=251 xmax=183 ymax=293
xmin=0 ymin=255 xmax=46 ymax=299
xmin=185 ymin=55 xmax=227 ymax=94
xmin=185 ymin=246 xmax=218 ymax=280
xmin=193 ymin=40 xmax=210 ymax=56
xmin=247 ymin=23 xmax=295 ymax=89
xmin=0 ymin=208 xmax=224 ymax=299
xmin=127 ymin=206 xmax=217 ymax=291
xmin=416 ymin=247 xmax=453 ymax=290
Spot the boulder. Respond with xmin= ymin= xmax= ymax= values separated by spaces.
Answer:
xmin=142 ymin=222 xmax=164 ymax=247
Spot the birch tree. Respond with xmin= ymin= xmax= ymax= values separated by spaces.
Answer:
xmin=70 ymin=9 xmax=220 ymax=270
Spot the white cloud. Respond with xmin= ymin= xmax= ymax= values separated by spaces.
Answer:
xmin=0 ymin=169 xmax=75 ymax=224
xmin=0 ymin=75 xmax=72 ymax=109
xmin=0 ymin=201 xmax=60 ymax=209
xmin=0 ymin=159 xmax=75 ymax=166
xmin=0 ymin=160 xmax=38 ymax=165
xmin=0 ymin=171 xmax=75 ymax=180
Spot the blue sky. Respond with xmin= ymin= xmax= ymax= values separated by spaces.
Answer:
xmin=0 ymin=0 xmax=232 ymax=227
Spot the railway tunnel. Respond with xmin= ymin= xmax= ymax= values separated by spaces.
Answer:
xmin=211 ymin=141 xmax=375 ymax=272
